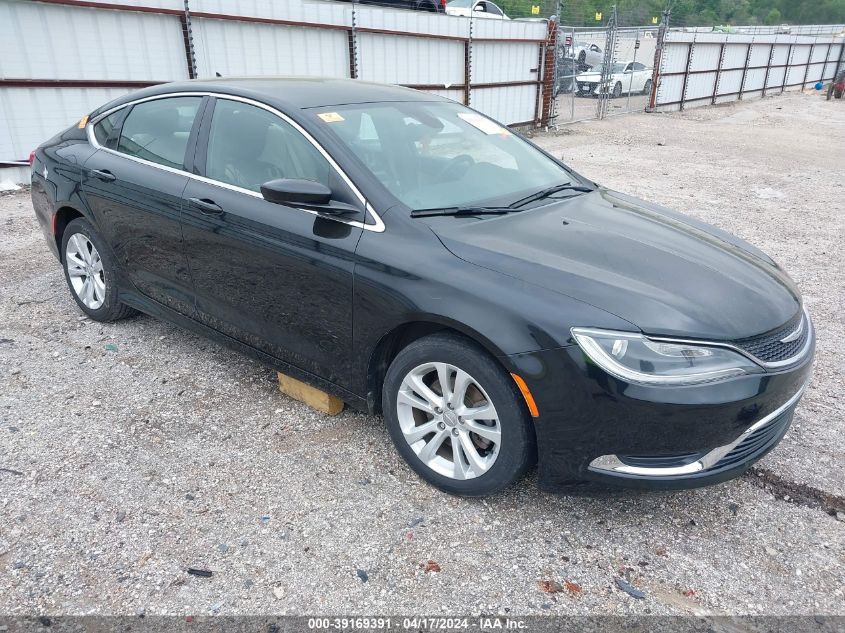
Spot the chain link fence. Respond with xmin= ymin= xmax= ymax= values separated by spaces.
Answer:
xmin=550 ymin=6 xmax=661 ymax=126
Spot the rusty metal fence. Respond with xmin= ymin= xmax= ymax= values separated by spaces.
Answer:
xmin=649 ymin=27 xmax=844 ymax=112
xmin=0 ymin=0 xmax=557 ymax=178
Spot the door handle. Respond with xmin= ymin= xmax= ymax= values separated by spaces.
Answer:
xmin=189 ymin=197 xmax=224 ymax=215
xmin=90 ymin=169 xmax=116 ymax=182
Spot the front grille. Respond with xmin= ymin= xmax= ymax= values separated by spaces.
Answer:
xmin=611 ymin=404 xmax=795 ymax=474
xmin=617 ymin=451 xmax=705 ymax=469
xmin=712 ymin=405 xmax=795 ymax=469
xmin=731 ymin=310 xmax=808 ymax=364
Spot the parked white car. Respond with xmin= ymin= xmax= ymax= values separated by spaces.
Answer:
xmin=575 ymin=61 xmax=653 ymax=98
xmin=570 ymin=41 xmax=603 ymax=68
xmin=446 ymin=0 xmax=510 ymax=19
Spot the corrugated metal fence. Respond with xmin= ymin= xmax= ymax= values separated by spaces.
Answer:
xmin=650 ymin=30 xmax=844 ymax=111
xmin=0 ymin=0 xmax=553 ymax=175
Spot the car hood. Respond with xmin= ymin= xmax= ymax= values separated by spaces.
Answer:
xmin=430 ymin=188 xmax=800 ymax=340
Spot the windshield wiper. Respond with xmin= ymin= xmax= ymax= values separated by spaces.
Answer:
xmin=509 ymin=183 xmax=595 ymax=209
xmin=410 ymin=206 xmax=517 ymax=218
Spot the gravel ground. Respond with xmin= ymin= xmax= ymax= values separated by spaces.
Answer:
xmin=0 ymin=91 xmax=843 ymax=617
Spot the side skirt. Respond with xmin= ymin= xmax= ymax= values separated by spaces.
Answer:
xmin=118 ymin=290 xmax=369 ymax=413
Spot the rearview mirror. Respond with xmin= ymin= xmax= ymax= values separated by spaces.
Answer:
xmin=261 ymin=179 xmax=332 ymax=206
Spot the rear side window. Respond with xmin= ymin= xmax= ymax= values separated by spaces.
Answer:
xmin=205 ymin=99 xmax=330 ymax=193
xmin=117 ymin=97 xmax=202 ymax=169
xmin=93 ymin=111 xmax=122 ymax=148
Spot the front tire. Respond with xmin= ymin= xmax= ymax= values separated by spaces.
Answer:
xmin=61 ymin=217 xmax=135 ymax=322
xmin=612 ymin=81 xmax=623 ymax=98
xmin=642 ymin=79 xmax=653 ymax=95
xmin=382 ymin=333 xmax=536 ymax=496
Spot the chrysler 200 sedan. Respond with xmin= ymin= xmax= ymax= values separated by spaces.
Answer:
xmin=31 ymin=78 xmax=814 ymax=496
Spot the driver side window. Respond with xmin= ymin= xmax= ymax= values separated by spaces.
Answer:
xmin=205 ymin=99 xmax=330 ymax=193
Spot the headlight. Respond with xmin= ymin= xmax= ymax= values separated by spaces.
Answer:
xmin=571 ymin=328 xmax=761 ymax=386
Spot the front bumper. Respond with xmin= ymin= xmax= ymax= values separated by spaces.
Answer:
xmin=506 ymin=332 xmax=814 ymax=491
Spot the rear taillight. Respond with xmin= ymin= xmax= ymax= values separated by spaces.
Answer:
xmin=28 ymin=150 xmax=36 ymax=165
xmin=441 ymin=0 xmax=446 ymax=7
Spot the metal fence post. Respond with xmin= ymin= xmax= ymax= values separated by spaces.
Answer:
xmin=738 ymin=39 xmax=753 ymax=100
xmin=801 ymin=39 xmax=816 ymax=90
xmin=782 ymin=43 xmax=794 ymax=93
xmin=761 ymin=43 xmax=775 ymax=96
xmin=348 ymin=0 xmax=359 ymax=79
xmin=596 ymin=5 xmax=617 ymax=120
xmin=465 ymin=13 xmax=473 ymax=106
xmin=539 ymin=17 xmax=558 ymax=128
xmin=180 ymin=0 xmax=197 ymax=79
xmin=711 ymin=41 xmax=725 ymax=105
xmin=828 ymin=41 xmax=844 ymax=100
xmin=679 ymin=40 xmax=693 ymax=111
xmin=646 ymin=8 xmax=669 ymax=112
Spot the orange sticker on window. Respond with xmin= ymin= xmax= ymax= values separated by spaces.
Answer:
xmin=78 ymin=115 xmax=89 ymax=129
xmin=318 ymin=112 xmax=345 ymax=123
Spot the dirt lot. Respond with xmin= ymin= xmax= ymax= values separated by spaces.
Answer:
xmin=0 ymin=92 xmax=843 ymax=617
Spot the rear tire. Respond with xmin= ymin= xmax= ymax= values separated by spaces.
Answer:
xmin=382 ymin=333 xmax=536 ymax=496
xmin=61 ymin=217 xmax=136 ymax=322
xmin=835 ymin=88 xmax=843 ymax=99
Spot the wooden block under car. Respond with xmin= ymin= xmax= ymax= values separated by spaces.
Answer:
xmin=277 ymin=372 xmax=344 ymax=416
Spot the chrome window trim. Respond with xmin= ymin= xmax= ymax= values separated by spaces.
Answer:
xmin=588 ymin=377 xmax=809 ymax=478
xmin=646 ymin=305 xmax=813 ymax=370
xmin=86 ymin=91 xmax=385 ymax=233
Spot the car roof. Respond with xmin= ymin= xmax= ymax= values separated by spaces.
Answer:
xmin=92 ymin=76 xmax=449 ymax=117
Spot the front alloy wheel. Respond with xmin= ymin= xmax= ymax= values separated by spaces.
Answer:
xmin=397 ymin=362 xmax=501 ymax=480
xmin=383 ymin=333 xmax=536 ymax=496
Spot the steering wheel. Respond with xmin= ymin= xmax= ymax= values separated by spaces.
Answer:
xmin=436 ymin=154 xmax=475 ymax=182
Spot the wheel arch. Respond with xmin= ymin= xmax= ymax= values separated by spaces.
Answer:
xmin=365 ymin=317 xmax=512 ymax=415
xmin=53 ymin=205 xmax=87 ymax=260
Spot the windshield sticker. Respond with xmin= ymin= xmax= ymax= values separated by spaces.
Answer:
xmin=457 ymin=112 xmax=509 ymax=136
xmin=318 ymin=112 xmax=345 ymax=123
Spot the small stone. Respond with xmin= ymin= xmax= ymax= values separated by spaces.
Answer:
xmin=273 ymin=585 xmax=285 ymax=599
xmin=356 ymin=569 xmax=369 ymax=582
xmin=92 ymin=400 xmax=102 ymax=407
xmin=218 ymin=544 xmax=229 ymax=553
xmin=835 ymin=512 xmax=845 ymax=522
xmin=116 ymin=510 xmax=126 ymax=523
xmin=765 ymin=546 xmax=777 ymax=556
xmin=615 ymin=577 xmax=646 ymax=600
xmin=10 ymin=369 xmax=20 ymax=376
xmin=185 ymin=493 xmax=195 ymax=501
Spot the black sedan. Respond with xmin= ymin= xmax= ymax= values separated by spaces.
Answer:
xmin=30 ymin=78 xmax=814 ymax=496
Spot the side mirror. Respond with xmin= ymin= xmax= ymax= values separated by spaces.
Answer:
xmin=261 ymin=178 xmax=332 ymax=205
xmin=260 ymin=178 xmax=360 ymax=216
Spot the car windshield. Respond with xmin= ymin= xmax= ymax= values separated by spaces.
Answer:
xmin=447 ymin=0 xmax=473 ymax=6
xmin=589 ymin=63 xmax=626 ymax=74
xmin=316 ymin=101 xmax=576 ymax=211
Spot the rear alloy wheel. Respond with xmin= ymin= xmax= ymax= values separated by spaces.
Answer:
xmin=61 ymin=217 xmax=135 ymax=322
xmin=383 ymin=333 xmax=535 ymax=496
